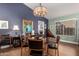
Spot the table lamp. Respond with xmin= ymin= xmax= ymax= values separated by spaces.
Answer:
xmin=32 ymin=30 xmax=34 ymax=35
xmin=13 ymin=25 xmax=19 ymax=36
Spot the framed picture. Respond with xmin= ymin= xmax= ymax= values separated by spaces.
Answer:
xmin=56 ymin=20 xmax=75 ymax=35
xmin=0 ymin=20 xmax=8 ymax=29
xmin=23 ymin=19 xmax=33 ymax=33
xmin=38 ymin=21 xmax=44 ymax=34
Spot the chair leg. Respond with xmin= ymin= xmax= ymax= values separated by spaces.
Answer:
xmin=47 ymin=49 xmax=49 ymax=56
xmin=57 ymin=49 xmax=59 ymax=56
xmin=28 ymin=49 xmax=31 ymax=56
xmin=55 ymin=49 xmax=56 ymax=56
xmin=24 ymin=47 xmax=27 ymax=55
xmin=21 ymin=47 xmax=22 ymax=56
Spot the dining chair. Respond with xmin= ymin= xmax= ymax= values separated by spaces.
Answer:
xmin=28 ymin=39 xmax=44 ymax=56
xmin=48 ymin=36 xmax=60 ymax=56
xmin=20 ymin=35 xmax=29 ymax=56
xmin=11 ymin=35 xmax=22 ymax=48
xmin=0 ymin=34 xmax=1 ymax=49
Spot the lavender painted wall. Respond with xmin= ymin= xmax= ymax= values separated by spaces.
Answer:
xmin=0 ymin=3 xmax=48 ymax=35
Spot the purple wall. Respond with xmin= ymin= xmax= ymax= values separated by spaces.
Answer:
xmin=0 ymin=3 xmax=48 ymax=35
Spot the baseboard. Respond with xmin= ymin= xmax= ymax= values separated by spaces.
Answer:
xmin=60 ymin=40 xmax=79 ymax=45
xmin=1 ymin=45 xmax=10 ymax=49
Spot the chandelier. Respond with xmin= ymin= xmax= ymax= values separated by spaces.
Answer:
xmin=33 ymin=3 xmax=48 ymax=17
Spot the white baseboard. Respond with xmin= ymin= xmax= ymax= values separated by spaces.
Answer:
xmin=1 ymin=45 xmax=10 ymax=49
xmin=60 ymin=40 xmax=79 ymax=45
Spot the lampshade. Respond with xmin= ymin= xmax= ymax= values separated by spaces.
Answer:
xmin=32 ymin=30 xmax=35 ymax=35
xmin=13 ymin=25 xmax=19 ymax=31
xmin=33 ymin=3 xmax=48 ymax=17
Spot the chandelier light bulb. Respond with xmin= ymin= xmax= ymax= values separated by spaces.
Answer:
xmin=33 ymin=3 xmax=48 ymax=17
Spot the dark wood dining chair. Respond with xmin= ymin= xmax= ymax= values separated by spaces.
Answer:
xmin=28 ymin=39 xmax=44 ymax=56
xmin=20 ymin=35 xmax=28 ymax=56
xmin=48 ymin=36 xmax=60 ymax=56
xmin=0 ymin=34 xmax=2 ymax=49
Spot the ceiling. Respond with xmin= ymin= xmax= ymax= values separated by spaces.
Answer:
xmin=24 ymin=3 xmax=79 ymax=19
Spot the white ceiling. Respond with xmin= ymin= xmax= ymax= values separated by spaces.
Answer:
xmin=24 ymin=3 xmax=79 ymax=19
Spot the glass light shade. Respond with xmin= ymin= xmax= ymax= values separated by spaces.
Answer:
xmin=33 ymin=6 xmax=48 ymax=17
xmin=13 ymin=25 xmax=19 ymax=31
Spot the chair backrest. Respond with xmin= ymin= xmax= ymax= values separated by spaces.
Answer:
xmin=0 ymin=34 xmax=1 ymax=40
xmin=28 ymin=39 xmax=43 ymax=49
xmin=12 ymin=36 xmax=21 ymax=47
xmin=0 ymin=34 xmax=1 ymax=46
xmin=56 ymin=36 xmax=60 ymax=43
